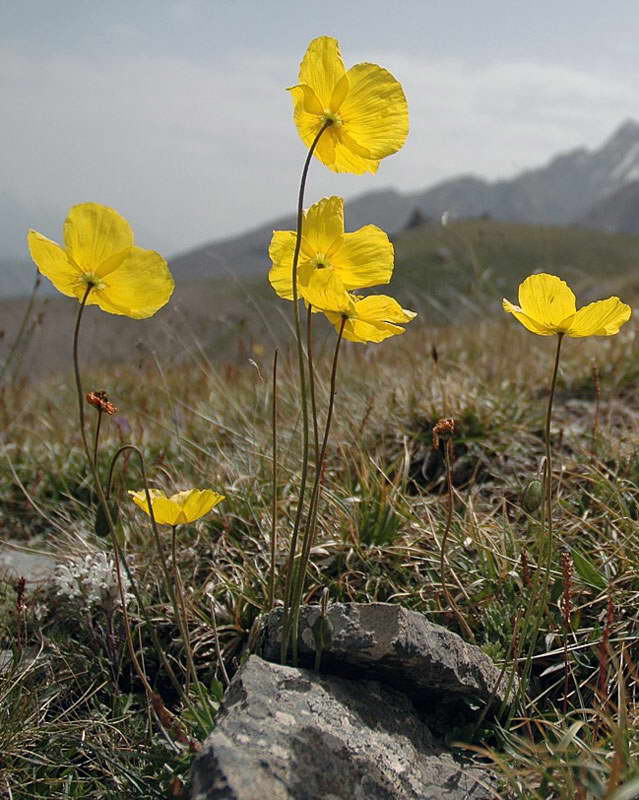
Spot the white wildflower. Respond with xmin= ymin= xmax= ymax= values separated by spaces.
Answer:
xmin=53 ymin=551 xmax=132 ymax=610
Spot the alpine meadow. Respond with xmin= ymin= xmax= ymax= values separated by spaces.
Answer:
xmin=3 ymin=25 xmax=639 ymax=800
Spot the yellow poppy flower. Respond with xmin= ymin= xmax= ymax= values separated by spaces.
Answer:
xmin=503 ymin=273 xmax=631 ymax=337
xmin=300 ymin=269 xmax=416 ymax=343
xmin=268 ymin=196 xmax=394 ymax=301
xmin=28 ymin=203 xmax=174 ymax=319
xmin=289 ymin=36 xmax=409 ymax=174
xmin=128 ymin=488 xmax=225 ymax=526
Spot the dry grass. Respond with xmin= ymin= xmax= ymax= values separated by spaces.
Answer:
xmin=1 ymin=289 xmax=639 ymax=797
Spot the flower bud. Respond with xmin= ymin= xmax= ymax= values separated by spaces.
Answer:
xmin=521 ymin=479 xmax=544 ymax=513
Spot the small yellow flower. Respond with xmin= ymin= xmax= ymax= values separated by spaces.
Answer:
xmin=28 ymin=203 xmax=174 ymax=319
xmin=289 ymin=36 xmax=409 ymax=174
xmin=269 ymin=196 xmax=393 ymax=300
xmin=300 ymin=269 xmax=416 ymax=343
xmin=128 ymin=488 xmax=225 ymax=526
xmin=503 ymin=274 xmax=631 ymax=336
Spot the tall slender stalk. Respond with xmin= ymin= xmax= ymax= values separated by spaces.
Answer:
xmin=306 ymin=305 xmax=320 ymax=465
xmin=0 ymin=270 xmax=40 ymax=386
xmin=440 ymin=436 xmax=474 ymax=641
xmin=289 ymin=316 xmax=345 ymax=664
xmin=280 ymin=121 xmax=331 ymax=664
xmin=104 ymin=444 xmax=186 ymax=700
xmin=92 ymin=408 xmax=104 ymax=467
xmin=171 ymin=525 xmax=206 ymax=710
xmin=72 ymin=286 xmax=95 ymax=465
xmin=509 ymin=332 xmax=564 ymax=719
xmin=268 ymin=350 xmax=278 ymax=611
xmin=72 ymin=288 xmax=156 ymax=699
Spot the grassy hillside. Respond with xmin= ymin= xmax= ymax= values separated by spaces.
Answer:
xmin=1 ymin=299 xmax=639 ymax=795
xmin=390 ymin=219 xmax=639 ymax=320
xmin=2 ymin=220 xmax=639 ymax=380
xmin=2 ymin=219 xmax=639 ymax=796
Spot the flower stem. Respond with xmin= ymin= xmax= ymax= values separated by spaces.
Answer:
xmin=510 ymin=332 xmax=564 ymax=720
xmin=105 ymin=445 xmax=185 ymax=701
xmin=0 ymin=269 xmax=40 ymax=386
xmin=543 ymin=333 xmax=564 ymax=553
xmin=306 ymin=305 xmax=320 ymax=466
xmin=440 ymin=437 xmax=474 ymax=641
xmin=72 ymin=289 xmax=155 ymax=699
xmin=268 ymin=350 xmax=278 ymax=611
xmin=171 ymin=524 xmax=211 ymax=723
xmin=289 ymin=316 xmax=345 ymax=665
xmin=280 ymin=120 xmax=331 ymax=664
xmin=73 ymin=286 xmax=94 ymax=467
xmin=93 ymin=408 xmax=104 ymax=467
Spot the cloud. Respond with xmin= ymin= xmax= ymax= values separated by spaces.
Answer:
xmin=2 ymin=42 xmax=637 ymax=259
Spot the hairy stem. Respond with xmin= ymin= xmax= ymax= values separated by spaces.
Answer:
xmin=105 ymin=444 xmax=185 ymax=700
xmin=440 ymin=438 xmax=474 ymax=641
xmin=268 ymin=350 xmax=278 ymax=611
xmin=509 ymin=332 xmax=564 ymax=722
xmin=289 ymin=316 xmax=345 ymax=664
xmin=280 ymin=120 xmax=331 ymax=664
xmin=0 ymin=270 xmax=41 ymax=386
xmin=306 ymin=305 xmax=320 ymax=466
xmin=72 ymin=289 xmax=155 ymax=698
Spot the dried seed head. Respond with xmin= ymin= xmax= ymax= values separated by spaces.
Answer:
xmin=15 ymin=576 xmax=26 ymax=614
xmin=432 ymin=417 xmax=455 ymax=448
xmin=86 ymin=390 xmax=118 ymax=415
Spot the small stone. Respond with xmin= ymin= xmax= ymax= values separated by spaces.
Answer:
xmin=190 ymin=655 xmax=496 ymax=800
xmin=258 ymin=603 xmax=511 ymax=717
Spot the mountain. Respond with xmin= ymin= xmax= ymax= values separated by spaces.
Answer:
xmin=577 ymin=181 xmax=639 ymax=235
xmin=410 ymin=119 xmax=639 ymax=226
xmin=169 ymin=120 xmax=639 ymax=284
xmin=169 ymin=188 xmax=415 ymax=282
xmin=3 ymin=120 xmax=639 ymax=297
xmin=4 ymin=219 xmax=639 ymax=377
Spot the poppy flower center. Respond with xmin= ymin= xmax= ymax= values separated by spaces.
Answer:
xmin=311 ymin=253 xmax=330 ymax=270
xmin=82 ymin=273 xmax=106 ymax=292
xmin=321 ymin=110 xmax=342 ymax=127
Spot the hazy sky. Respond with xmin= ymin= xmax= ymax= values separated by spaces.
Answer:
xmin=2 ymin=0 xmax=638 ymax=258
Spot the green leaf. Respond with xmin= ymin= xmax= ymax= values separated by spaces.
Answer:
xmin=572 ymin=549 xmax=607 ymax=591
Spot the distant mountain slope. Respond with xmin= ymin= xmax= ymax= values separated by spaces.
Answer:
xmin=390 ymin=219 xmax=639 ymax=321
xmin=169 ymin=120 xmax=639 ymax=285
xmin=4 ymin=120 xmax=639 ymax=297
xmin=577 ymin=181 xmax=639 ymax=235
xmin=169 ymin=188 xmax=415 ymax=282
xmin=5 ymin=220 xmax=639 ymax=377
xmin=410 ymin=119 xmax=639 ymax=226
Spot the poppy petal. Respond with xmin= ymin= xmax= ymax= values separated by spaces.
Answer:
xmin=302 ymin=196 xmax=344 ymax=254
xmin=300 ymin=269 xmax=353 ymax=314
xmin=94 ymin=247 xmax=174 ymax=319
xmin=338 ymin=63 xmax=409 ymax=160
xmin=517 ymin=274 xmax=576 ymax=330
xmin=28 ymin=230 xmax=84 ymax=299
xmin=180 ymin=489 xmax=225 ymax=523
xmin=64 ymin=203 xmax=133 ymax=272
xmin=502 ymin=298 xmax=557 ymax=335
xmin=330 ymin=225 xmax=394 ymax=289
xmin=567 ymin=297 xmax=632 ymax=337
xmin=298 ymin=36 xmax=346 ymax=109
xmin=353 ymin=295 xmax=416 ymax=323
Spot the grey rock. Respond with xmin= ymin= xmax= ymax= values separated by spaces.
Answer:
xmin=257 ymin=604 xmax=509 ymax=718
xmin=0 ymin=545 xmax=56 ymax=583
xmin=190 ymin=655 xmax=496 ymax=800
